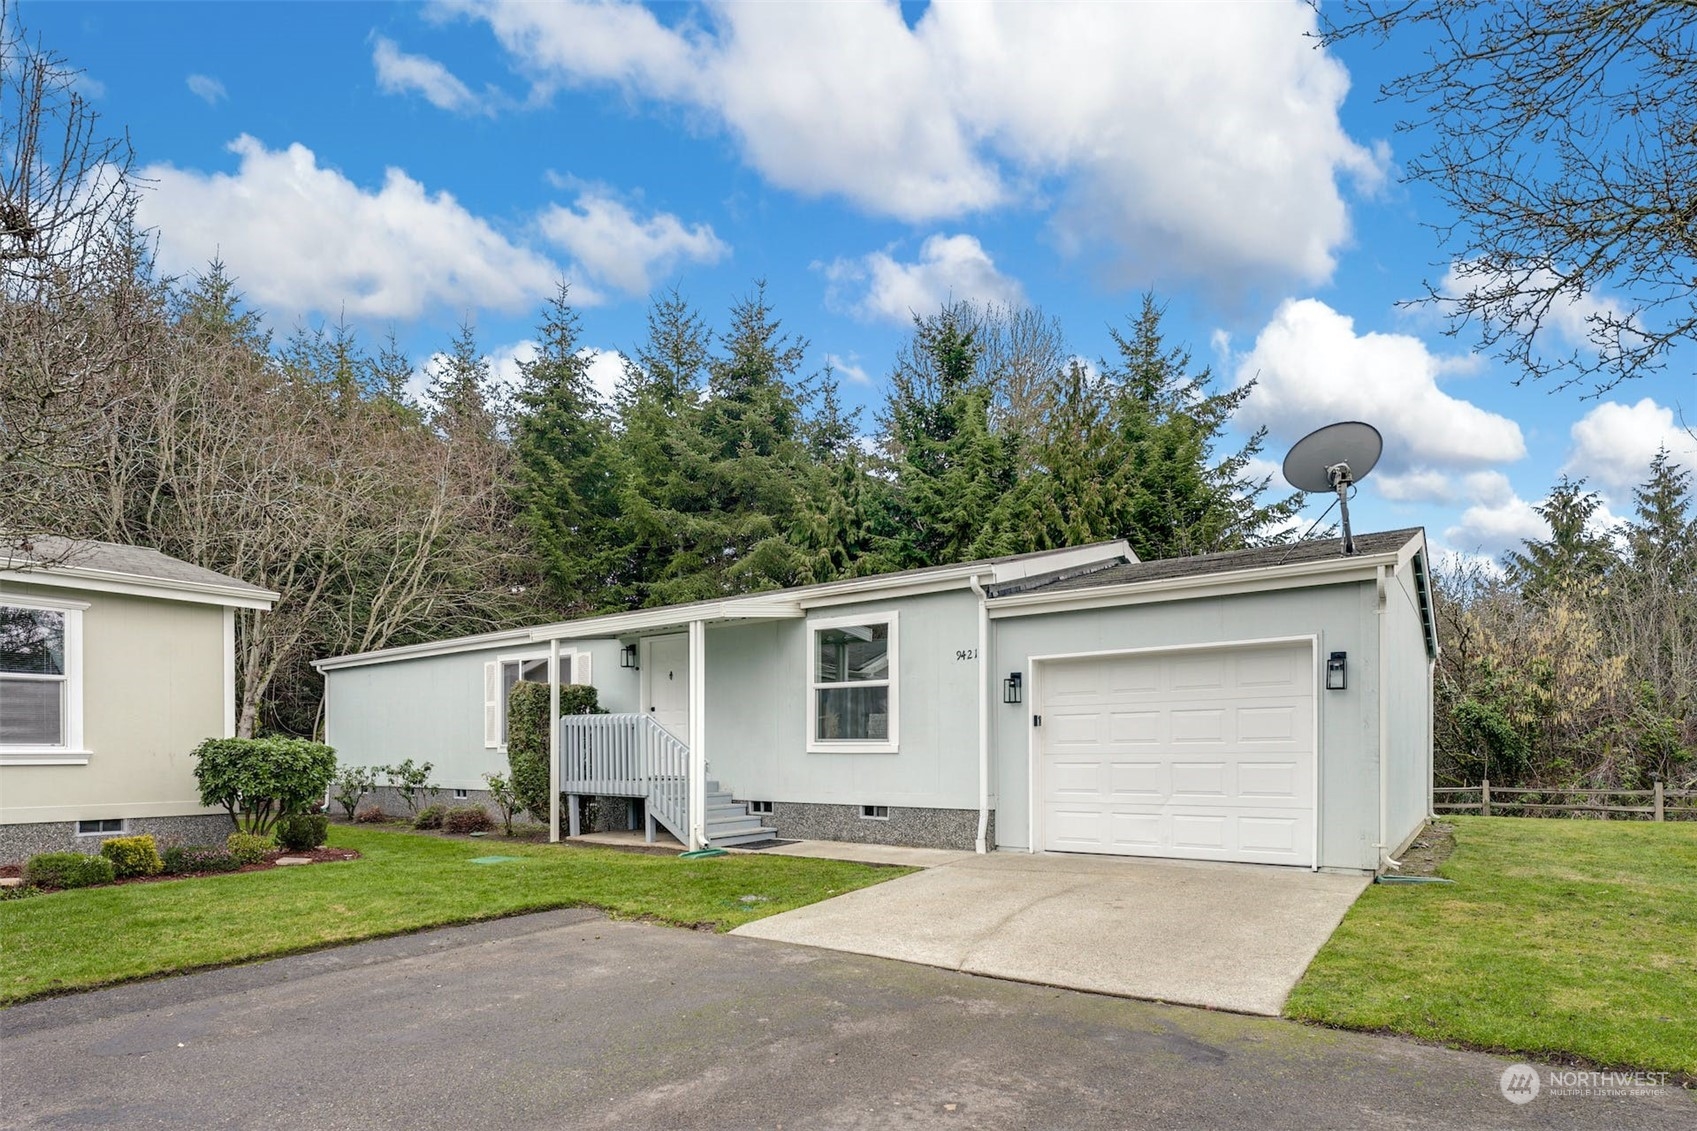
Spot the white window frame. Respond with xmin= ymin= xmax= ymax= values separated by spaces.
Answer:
xmin=0 ymin=594 xmax=89 ymax=764
xmin=76 ymin=818 xmax=125 ymax=836
xmin=485 ymin=648 xmax=583 ymax=751
xmin=806 ymin=611 xmax=899 ymax=754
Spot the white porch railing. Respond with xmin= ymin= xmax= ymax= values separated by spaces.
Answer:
xmin=559 ymin=713 xmax=690 ymax=844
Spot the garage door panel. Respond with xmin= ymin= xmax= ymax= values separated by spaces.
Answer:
xmin=1107 ymin=812 xmax=1163 ymax=848
xmin=1170 ymin=709 xmax=1226 ymax=744
xmin=1237 ymin=760 xmax=1302 ymax=799
xmin=1048 ymin=759 xmax=1102 ymax=796
xmin=1171 ymin=762 xmax=1228 ymax=797
xmin=1236 ymin=705 xmax=1297 ymax=743
xmin=1041 ymin=643 xmax=1314 ymax=867
xmin=1106 ymin=710 xmax=1160 ymax=744
xmin=1107 ymin=761 xmax=1163 ymax=796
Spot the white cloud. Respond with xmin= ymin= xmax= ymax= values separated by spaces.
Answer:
xmin=457 ymin=0 xmax=1381 ymax=286
xmin=1444 ymin=471 xmax=1547 ymax=554
xmin=826 ymin=354 xmax=873 ymax=387
xmin=372 ymin=36 xmax=496 ymax=116
xmin=824 ymin=233 xmax=1025 ymax=324
xmin=1233 ymin=299 xmax=1526 ymax=484
xmin=1374 ymin=469 xmax=1454 ymax=504
xmin=1564 ymin=397 xmax=1697 ymax=493
xmin=1441 ymin=261 xmax=1635 ymax=353
xmin=139 ymin=136 xmax=569 ymax=320
xmin=538 ymin=190 xmax=728 ymax=296
xmin=578 ymin=347 xmax=624 ymax=403
xmin=186 ymin=74 xmax=227 ymax=105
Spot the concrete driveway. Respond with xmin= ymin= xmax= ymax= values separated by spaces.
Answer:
xmin=732 ymin=850 xmax=1369 ymax=1015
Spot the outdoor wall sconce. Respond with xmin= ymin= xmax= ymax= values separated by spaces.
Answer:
xmin=1003 ymin=671 xmax=1023 ymax=704
xmin=620 ymin=643 xmax=639 ymax=670
xmin=1326 ymin=651 xmax=1347 ymax=691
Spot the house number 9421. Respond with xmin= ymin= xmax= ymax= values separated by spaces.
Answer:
xmin=955 ymin=648 xmax=978 ymax=661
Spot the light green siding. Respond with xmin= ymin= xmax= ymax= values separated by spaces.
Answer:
xmin=323 ymin=638 xmax=632 ymax=792
xmin=0 ymin=581 xmax=227 ymax=825
xmin=1382 ymin=557 xmax=1435 ymax=855
xmin=990 ymin=581 xmax=1385 ymax=870
xmin=705 ymin=590 xmax=982 ymax=810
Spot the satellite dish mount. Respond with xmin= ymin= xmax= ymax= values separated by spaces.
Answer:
xmin=1281 ymin=421 xmax=1384 ymax=556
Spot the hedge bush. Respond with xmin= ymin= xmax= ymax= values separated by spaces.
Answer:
xmin=225 ymin=832 xmax=273 ymax=865
xmin=354 ymin=804 xmax=390 ymax=823
xmin=276 ymin=812 xmax=329 ymax=851
xmin=412 ymin=803 xmax=448 ymax=830
xmin=162 ymin=845 xmax=241 ymax=875
xmin=24 ymin=852 xmax=116 ymax=889
xmin=443 ymin=806 xmax=494 ymax=834
xmin=191 ymin=736 xmax=337 ymax=835
xmin=99 ymin=834 xmax=163 ymax=878
xmin=509 ymin=681 xmax=603 ymax=821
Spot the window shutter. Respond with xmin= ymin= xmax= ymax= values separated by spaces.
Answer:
xmin=483 ymin=661 xmax=501 ymax=748
xmin=571 ymin=651 xmax=592 ymax=686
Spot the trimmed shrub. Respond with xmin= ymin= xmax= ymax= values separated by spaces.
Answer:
xmin=162 ymin=845 xmax=241 ymax=875
xmin=412 ymin=804 xmax=448 ymax=830
xmin=225 ymin=832 xmax=272 ymax=865
xmin=354 ymin=804 xmax=390 ymax=823
xmin=99 ymin=834 xmax=163 ymax=878
xmin=191 ymin=737 xmax=337 ymax=835
xmin=277 ymin=812 xmax=329 ymax=851
xmin=443 ymin=806 xmax=494 ymax=834
xmin=509 ymin=681 xmax=604 ymax=821
xmin=24 ymin=852 xmax=116 ymax=889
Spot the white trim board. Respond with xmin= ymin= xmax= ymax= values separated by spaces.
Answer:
xmin=1 ymin=568 xmax=275 ymax=610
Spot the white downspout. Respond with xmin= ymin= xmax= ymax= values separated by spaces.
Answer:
xmin=969 ymin=576 xmax=991 ymax=855
xmin=549 ymin=637 xmax=561 ymax=843
xmin=687 ymin=618 xmax=706 ymax=850
xmin=1375 ymin=564 xmax=1396 ymax=871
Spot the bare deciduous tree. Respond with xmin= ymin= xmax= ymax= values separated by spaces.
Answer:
xmin=1317 ymin=0 xmax=1697 ymax=392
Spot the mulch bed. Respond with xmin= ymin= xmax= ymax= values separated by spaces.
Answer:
xmin=0 ymin=846 xmax=361 ymax=889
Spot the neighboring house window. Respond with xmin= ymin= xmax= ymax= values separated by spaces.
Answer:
xmin=0 ymin=599 xmax=84 ymax=754
xmin=484 ymin=651 xmax=587 ymax=749
xmin=807 ymin=613 xmax=898 ymax=753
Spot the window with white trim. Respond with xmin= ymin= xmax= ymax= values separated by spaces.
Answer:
xmin=483 ymin=650 xmax=588 ymax=749
xmin=807 ymin=613 xmax=898 ymax=753
xmin=1 ymin=599 xmax=84 ymax=753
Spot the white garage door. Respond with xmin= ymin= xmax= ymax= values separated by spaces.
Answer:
xmin=1038 ymin=642 xmax=1315 ymax=866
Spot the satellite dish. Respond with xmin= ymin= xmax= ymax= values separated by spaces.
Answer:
xmin=1282 ymin=421 xmax=1383 ymax=555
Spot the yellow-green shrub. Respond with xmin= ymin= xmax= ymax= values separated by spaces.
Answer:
xmin=99 ymin=835 xmax=163 ymax=878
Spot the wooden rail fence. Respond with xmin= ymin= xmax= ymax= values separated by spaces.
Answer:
xmin=1434 ymin=780 xmax=1697 ymax=821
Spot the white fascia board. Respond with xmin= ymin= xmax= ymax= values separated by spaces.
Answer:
xmin=796 ymin=573 xmax=986 ymax=609
xmin=0 ymin=568 xmax=277 ymax=610
xmin=991 ymin=540 xmax=1134 ymax=581
xmin=986 ymin=551 xmax=1400 ymax=618
xmin=314 ymin=626 xmax=545 ymax=671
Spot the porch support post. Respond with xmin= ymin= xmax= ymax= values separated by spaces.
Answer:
xmin=549 ymin=637 xmax=561 ymax=844
xmin=688 ymin=617 xmax=707 ymax=850
xmin=567 ymin=794 xmax=581 ymax=837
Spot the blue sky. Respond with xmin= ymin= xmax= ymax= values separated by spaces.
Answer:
xmin=28 ymin=1 xmax=1696 ymax=565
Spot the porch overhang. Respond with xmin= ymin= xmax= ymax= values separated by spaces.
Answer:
xmin=527 ymin=598 xmax=804 ymax=643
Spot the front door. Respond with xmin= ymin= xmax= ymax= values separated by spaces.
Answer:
xmin=643 ymin=634 xmax=690 ymax=742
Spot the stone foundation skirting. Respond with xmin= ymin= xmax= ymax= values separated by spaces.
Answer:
xmin=770 ymin=802 xmax=991 ymax=851
xmin=0 ymin=813 xmax=237 ymax=864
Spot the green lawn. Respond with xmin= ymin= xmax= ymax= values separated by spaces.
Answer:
xmin=1286 ymin=816 xmax=1697 ymax=1075
xmin=0 ymin=825 xmax=910 ymax=1004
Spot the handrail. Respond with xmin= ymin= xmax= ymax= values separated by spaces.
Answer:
xmin=559 ymin=713 xmax=690 ymax=844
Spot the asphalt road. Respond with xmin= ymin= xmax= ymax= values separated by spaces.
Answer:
xmin=2 ymin=910 xmax=1690 ymax=1130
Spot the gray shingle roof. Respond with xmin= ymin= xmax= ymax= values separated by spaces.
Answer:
xmin=8 ymin=536 xmax=274 ymax=596
xmin=986 ymin=528 xmax=1423 ymax=598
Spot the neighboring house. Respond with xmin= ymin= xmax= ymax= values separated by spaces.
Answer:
xmin=316 ymin=529 xmax=1437 ymax=872
xmin=0 ymin=539 xmax=278 ymax=862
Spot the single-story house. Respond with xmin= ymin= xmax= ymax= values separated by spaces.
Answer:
xmin=316 ymin=529 xmax=1437 ymax=872
xmin=0 ymin=538 xmax=278 ymax=862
